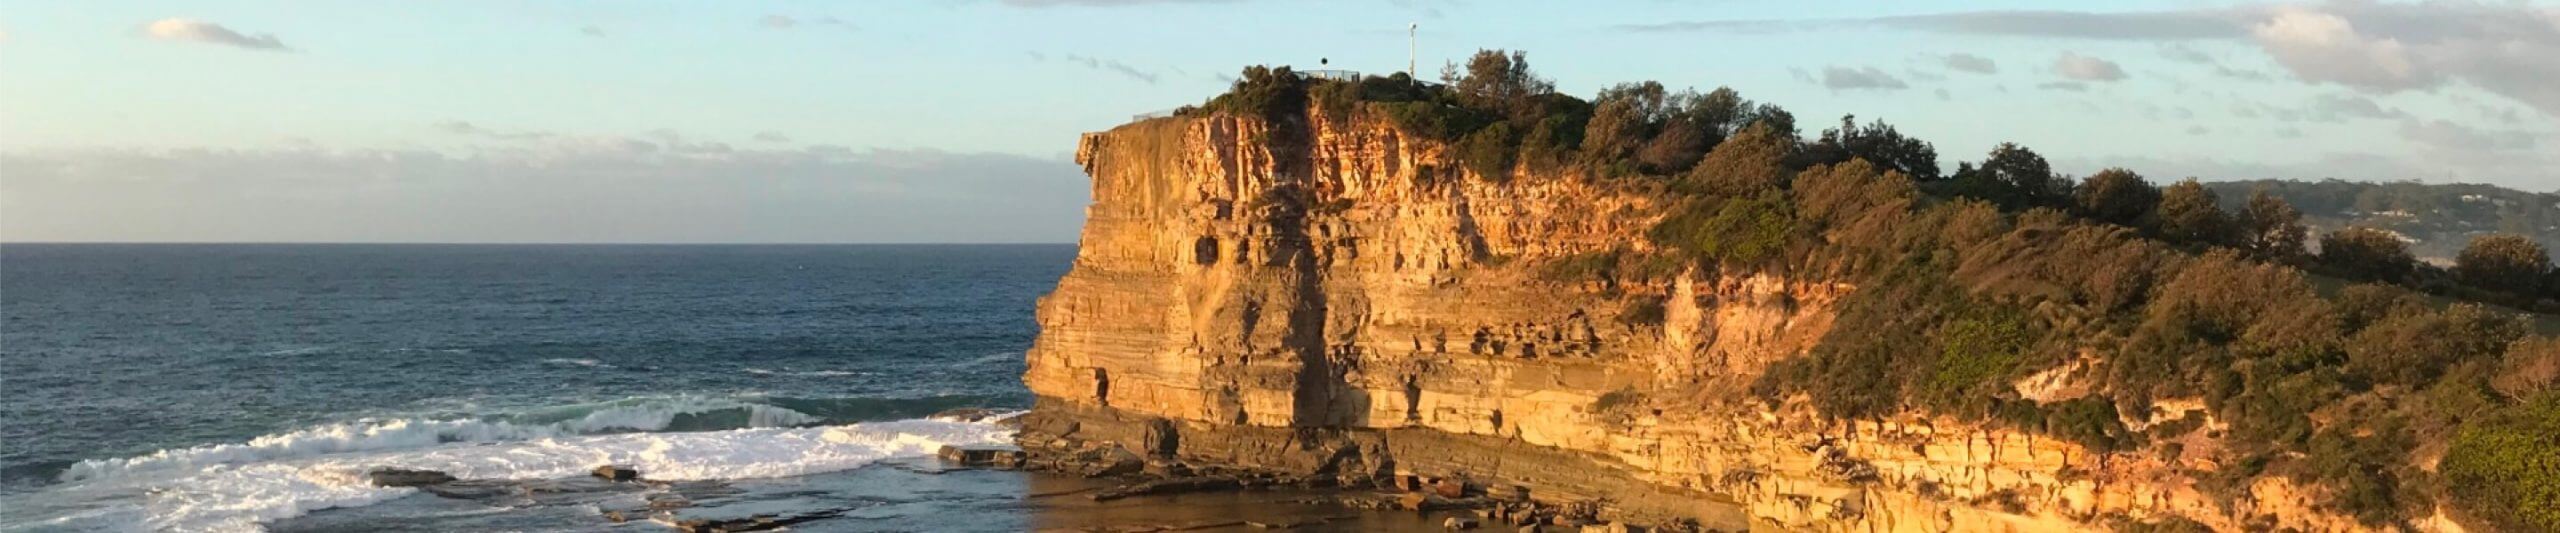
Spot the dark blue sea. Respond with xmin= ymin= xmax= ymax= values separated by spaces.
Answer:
xmin=0 ymin=244 xmax=1073 ymax=531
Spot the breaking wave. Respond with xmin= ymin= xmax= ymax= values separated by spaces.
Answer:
xmin=8 ymin=396 xmax=1012 ymax=532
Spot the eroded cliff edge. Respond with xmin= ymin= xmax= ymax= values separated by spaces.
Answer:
xmin=1013 ymin=106 xmax=2378 ymax=532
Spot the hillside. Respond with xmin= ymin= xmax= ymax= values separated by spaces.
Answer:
xmin=1013 ymin=52 xmax=2560 ymax=533
xmin=2205 ymin=179 xmax=2560 ymax=264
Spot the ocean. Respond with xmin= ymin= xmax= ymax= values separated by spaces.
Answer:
xmin=0 ymin=244 xmax=1074 ymax=531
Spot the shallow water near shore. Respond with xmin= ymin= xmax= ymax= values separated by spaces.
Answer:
xmin=0 ymin=244 xmax=1078 ymax=531
xmin=269 ymin=457 xmax=1458 ymax=532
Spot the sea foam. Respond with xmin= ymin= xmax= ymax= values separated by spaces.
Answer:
xmin=57 ymin=396 xmax=819 ymax=484
xmin=11 ymin=417 xmax=1011 ymax=533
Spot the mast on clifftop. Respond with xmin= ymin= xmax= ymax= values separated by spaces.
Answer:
xmin=1407 ymin=22 xmax=1418 ymax=79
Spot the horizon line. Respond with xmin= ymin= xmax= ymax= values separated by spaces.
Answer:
xmin=0 ymin=241 xmax=1081 ymax=246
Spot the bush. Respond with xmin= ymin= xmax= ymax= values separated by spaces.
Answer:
xmin=1457 ymin=122 xmax=1520 ymax=181
xmin=1203 ymin=65 xmax=1307 ymax=122
xmin=1379 ymin=100 xmax=1492 ymax=142
xmin=1648 ymin=195 xmax=1796 ymax=266
xmin=2455 ymin=233 xmax=2552 ymax=296
xmin=2072 ymin=168 xmax=2159 ymax=227
xmin=2045 ymin=397 xmax=2138 ymax=453
xmin=1539 ymin=249 xmax=1622 ymax=283
xmin=2156 ymin=179 xmax=2231 ymax=246
xmin=1682 ymin=122 xmax=1792 ymax=197
xmin=2321 ymin=226 xmax=2416 ymax=283
xmin=1922 ymin=306 xmax=2031 ymax=413
xmin=2440 ymin=394 xmax=2560 ymax=532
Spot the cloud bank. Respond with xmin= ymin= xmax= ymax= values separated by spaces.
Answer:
xmin=142 ymin=18 xmax=287 ymax=50
xmin=1623 ymin=2 xmax=2560 ymax=118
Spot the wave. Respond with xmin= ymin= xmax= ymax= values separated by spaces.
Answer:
xmin=55 ymin=396 xmax=822 ymax=484
xmin=252 ymin=346 xmax=330 ymax=357
xmin=538 ymin=357 xmax=613 ymax=369
xmin=743 ymin=367 xmax=873 ymax=377
xmin=961 ymin=351 xmax=1021 ymax=367
xmin=9 ymin=397 xmax=1014 ymax=532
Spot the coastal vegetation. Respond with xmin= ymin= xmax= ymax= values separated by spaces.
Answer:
xmin=1173 ymin=50 xmax=2560 ymax=530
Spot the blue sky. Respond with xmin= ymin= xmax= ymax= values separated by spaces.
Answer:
xmin=2 ymin=0 xmax=2554 ymax=242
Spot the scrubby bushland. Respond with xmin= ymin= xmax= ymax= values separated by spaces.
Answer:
xmin=1175 ymin=51 xmax=2558 ymax=529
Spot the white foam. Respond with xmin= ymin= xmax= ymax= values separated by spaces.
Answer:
xmin=744 ymin=368 xmax=870 ymax=377
xmin=59 ymin=397 xmax=820 ymax=484
xmin=8 ymin=418 xmax=1013 ymax=533
xmin=539 ymin=358 xmax=613 ymax=369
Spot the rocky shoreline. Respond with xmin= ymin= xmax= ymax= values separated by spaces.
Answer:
xmin=1008 ymin=405 xmax=1744 ymax=532
xmin=308 ymin=406 xmax=1715 ymax=533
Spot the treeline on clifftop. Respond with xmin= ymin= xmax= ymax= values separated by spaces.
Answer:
xmin=1172 ymin=51 xmax=2560 ymax=531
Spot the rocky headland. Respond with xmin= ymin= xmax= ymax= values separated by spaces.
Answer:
xmin=1005 ymin=64 xmax=2560 ymax=532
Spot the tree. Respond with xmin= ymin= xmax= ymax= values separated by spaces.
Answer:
xmin=1683 ymin=122 xmax=1792 ymax=197
xmin=1954 ymin=143 xmax=2062 ymax=209
xmin=1799 ymin=115 xmax=1941 ymax=180
xmin=2455 ymin=233 xmax=2553 ymax=295
xmin=1637 ymin=117 xmax=1710 ymax=174
xmin=2073 ymin=168 xmax=2160 ymax=227
xmin=2321 ymin=227 xmax=2416 ymax=283
xmin=2237 ymin=190 xmax=2309 ymax=261
xmin=2156 ymin=179 xmax=2231 ymax=245
xmin=1582 ymin=81 xmax=1670 ymax=163
xmin=1451 ymin=49 xmax=1553 ymax=120
xmin=1684 ymin=87 xmax=1754 ymax=145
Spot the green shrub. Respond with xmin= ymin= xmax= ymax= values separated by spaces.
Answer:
xmin=1379 ymin=100 xmax=1490 ymax=142
xmin=2441 ymin=394 xmax=2560 ymax=531
xmin=2044 ymin=397 xmax=2138 ymax=453
xmin=1540 ymin=249 xmax=1622 ymax=283
xmin=1458 ymin=122 xmax=1520 ymax=181
xmin=1649 ymin=195 xmax=1796 ymax=266
xmin=1923 ymin=306 xmax=2031 ymax=412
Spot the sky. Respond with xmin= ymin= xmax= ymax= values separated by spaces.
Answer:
xmin=1 ymin=0 xmax=2554 ymax=243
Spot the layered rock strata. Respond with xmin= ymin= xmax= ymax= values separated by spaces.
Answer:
xmin=1016 ymin=106 xmax=2392 ymax=532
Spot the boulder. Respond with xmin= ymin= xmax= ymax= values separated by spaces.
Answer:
xmin=367 ymin=468 xmax=455 ymax=487
xmin=1394 ymin=473 xmax=1424 ymax=492
xmin=1082 ymin=447 xmax=1144 ymax=478
xmin=928 ymin=407 xmax=1003 ymax=422
xmin=1401 ymin=492 xmax=1460 ymax=512
xmin=1444 ymin=516 xmax=1481 ymax=529
xmin=1142 ymin=459 xmax=1192 ymax=477
xmin=646 ymin=493 xmax=693 ymax=510
xmin=937 ymin=444 xmax=1028 ymax=468
xmin=591 ymin=465 xmax=638 ymax=481
xmin=1434 ymin=478 xmax=1468 ymax=498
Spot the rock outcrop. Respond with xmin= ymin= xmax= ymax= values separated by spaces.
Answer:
xmin=1017 ymin=105 xmax=2391 ymax=531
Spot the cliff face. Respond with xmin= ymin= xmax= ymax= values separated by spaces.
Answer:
xmin=1019 ymin=108 xmax=2380 ymax=532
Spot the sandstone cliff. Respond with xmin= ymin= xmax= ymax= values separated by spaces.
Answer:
xmin=1016 ymin=105 xmax=2414 ymax=532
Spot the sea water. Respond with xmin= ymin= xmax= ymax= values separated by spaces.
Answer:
xmin=0 ymin=244 xmax=1072 ymax=532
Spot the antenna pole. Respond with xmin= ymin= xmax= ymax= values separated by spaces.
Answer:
xmin=1408 ymin=23 xmax=1417 ymax=78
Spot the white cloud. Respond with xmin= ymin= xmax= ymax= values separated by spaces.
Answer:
xmin=1623 ymin=3 xmax=2560 ymax=118
xmin=2053 ymin=52 xmax=2128 ymax=82
xmin=2251 ymin=7 xmax=2422 ymax=90
xmin=1942 ymin=53 xmax=1998 ymax=74
xmin=1820 ymin=66 xmax=1908 ymax=90
xmin=141 ymin=18 xmax=286 ymax=50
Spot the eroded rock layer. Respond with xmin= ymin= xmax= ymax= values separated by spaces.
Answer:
xmin=1018 ymin=107 xmax=2369 ymax=532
